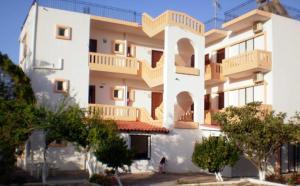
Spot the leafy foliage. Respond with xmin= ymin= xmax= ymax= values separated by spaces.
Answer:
xmin=192 ymin=136 xmax=240 ymax=173
xmin=92 ymin=120 xmax=133 ymax=170
xmin=0 ymin=52 xmax=35 ymax=103
xmin=0 ymin=99 xmax=43 ymax=183
xmin=213 ymin=102 xmax=299 ymax=179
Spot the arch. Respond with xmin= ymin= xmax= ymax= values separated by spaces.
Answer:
xmin=174 ymin=91 xmax=194 ymax=122
xmin=175 ymin=38 xmax=195 ymax=68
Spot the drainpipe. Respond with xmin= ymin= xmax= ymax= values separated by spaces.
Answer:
xmin=123 ymin=79 xmax=128 ymax=106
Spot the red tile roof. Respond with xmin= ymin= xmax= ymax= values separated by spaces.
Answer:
xmin=116 ymin=121 xmax=169 ymax=134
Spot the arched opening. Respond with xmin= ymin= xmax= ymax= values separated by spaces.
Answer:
xmin=174 ymin=91 xmax=194 ymax=122
xmin=175 ymin=38 xmax=195 ymax=68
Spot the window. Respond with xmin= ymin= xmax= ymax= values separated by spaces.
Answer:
xmin=218 ymin=92 xmax=224 ymax=109
xmin=89 ymin=85 xmax=96 ymax=104
xmin=205 ymin=54 xmax=210 ymax=66
xmin=113 ymin=40 xmax=125 ymax=54
xmin=89 ymin=39 xmax=97 ymax=52
xmin=127 ymin=89 xmax=135 ymax=102
xmin=130 ymin=135 xmax=151 ymax=160
xmin=112 ymin=87 xmax=124 ymax=100
xmin=204 ymin=94 xmax=210 ymax=110
xmin=54 ymin=79 xmax=69 ymax=93
xmin=216 ymin=48 xmax=225 ymax=63
xmin=127 ymin=44 xmax=136 ymax=57
xmin=56 ymin=25 xmax=72 ymax=40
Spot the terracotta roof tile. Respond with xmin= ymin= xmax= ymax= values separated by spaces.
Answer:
xmin=116 ymin=121 xmax=169 ymax=134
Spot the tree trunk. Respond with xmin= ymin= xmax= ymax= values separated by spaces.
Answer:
xmin=274 ymin=148 xmax=281 ymax=177
xmin=42 ymin=148 xmax=47 ymax=184
xmin=114 ymin=170 xmax=123 ymax=186
xmin=215 ymin=172 xmax=223 ymax=182
xmin=86 ymin=152 xmax=94 ymax=177
xmin=258 ymin=168 xmax=266 ymax=181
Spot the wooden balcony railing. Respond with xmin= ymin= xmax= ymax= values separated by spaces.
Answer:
xmin=89 ymin=52 xmax=138 ymax=75
xmin=88 ymin=104 xmax=162 ymax=126
xmin=222 ymin=50 xmax=272 ymax=78
xmin=142 ymin=10 xmax=204 ymax=37
xmin=205 ymin=63 xmax=224 ymax=84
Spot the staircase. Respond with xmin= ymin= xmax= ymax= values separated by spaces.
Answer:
xmin=142 ymin=10 xmax=204 ymax=37
xmin=138 ymin=55 xmax=164 ymax=88
xmin=155 ymin=102 xmax=164 ymax=120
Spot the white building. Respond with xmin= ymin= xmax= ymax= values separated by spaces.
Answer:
xmin=19 ymin=0 xmax=300 ymax=178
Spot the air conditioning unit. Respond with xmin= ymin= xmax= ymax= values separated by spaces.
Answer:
xmin=253 ymin=72 xmax=264 ymax=83
xmin=253 ymin=22 xmax=263 ymax=34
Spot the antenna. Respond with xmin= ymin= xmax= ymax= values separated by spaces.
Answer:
xmin=212 ymin=0 xmax=221 ymax=28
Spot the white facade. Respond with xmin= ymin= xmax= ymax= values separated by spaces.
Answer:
xmin=19 ymin=2 xmax=215 ymax=175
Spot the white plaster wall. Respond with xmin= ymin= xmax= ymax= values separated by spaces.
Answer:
xmin=19 ymin=4 xmax=37 ymax=75
xmin=90 ymin=28 xmax=163 ymax=65
xmin=163 ymin=26 xmax=205 ymax=127
xmin=30 ymin=6 xmax=90 ymax=108
xmin=89 ymin=76 xmax=152 ymax=113
xmin=270 ymin=15 xmax=300 ymax=116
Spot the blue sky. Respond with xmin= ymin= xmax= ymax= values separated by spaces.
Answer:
xmin=0 ymin=0 xmax=299 ymax=64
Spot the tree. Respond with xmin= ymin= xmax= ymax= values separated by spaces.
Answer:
xmin=91 ymin=121 xmax=133 ymax=186
xmin=0 ymin=53 xmax=36 ymax=184
xmin=0 ymin=52 xmax=35 ymax=103
xmin=214 ymin=102 xmax=299 ymax=180
xmin=0 ymin=100 xmax=42 ymax=184
xmin=192 ymin=136 xmax=240 ymax=182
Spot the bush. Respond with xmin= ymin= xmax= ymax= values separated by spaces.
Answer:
xmin=89 ymin=174 xmax=114 ymax=186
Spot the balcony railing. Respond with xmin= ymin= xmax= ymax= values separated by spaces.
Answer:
xmin=222 ymin=50 xmax=271 ymax=78
xmin=205 ymin=63 xmax=224 ymax=85
xmin=224 ymin=0 xmax=300 ymax=22
xmin=89 ymin=52 xmax=138 ymax=75
xmin=142 ymin=10 xmax=204 ymax=37
xmin=88 ymin=104 xmax=162 ymax=126
xmin=37 ymin=0 xmax=142 ymax=23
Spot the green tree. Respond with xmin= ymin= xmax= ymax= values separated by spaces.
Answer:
xmin=91 ymin=121 xmax=133 ymax=186
xmin=192 ymin=136 xmax=240 ymax=182
xmin=0 ymin=52 xmax=35 ymax=103
xmin=214 ymin=102 xmax=299 ymax=180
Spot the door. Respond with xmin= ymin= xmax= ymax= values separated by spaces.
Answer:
xmin=204 ymin=94 xmax=210 ymax=110
xmin=218 ymin=92 xmax=224 ymax=109
xmin=216 ymin=48 xmax=225 ymax=64
xmin=151 ymin=92 xmax=163 ymax=119
xmin=151 ymin=50 xmax=163 ymax=68
xmin=205 ymin=54 xmax=210 ymax=66
xmin=89 ymin=39 xmax=97 ymax=52
xmin=89 ymin=85 xmax=95 ymax=104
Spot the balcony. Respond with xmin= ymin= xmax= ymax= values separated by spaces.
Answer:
xmin=222 ymin=50 xmax=271 ymax=79
xmin=205 ymin=63 xmax=224 ymax=85
xmin=88 ymin=104 xmax=162 ymax=126
xmin=89 ymin=52 xmax=138 ymax=75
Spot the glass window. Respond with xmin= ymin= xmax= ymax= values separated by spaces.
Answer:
xmin=246 ymin=39 xmax=254 ymax=52
xmin=246 ymin=87 xmax=254 ymax=104
xmin=239 ymin=42 xmax=246 ymax=54
xmin=239 ymin=89 xmax=246 ymax=106
xmin=56 ymin=25 xmax=72 ymax=40
xmin=112 ymin=88 xmax=124 ymax=100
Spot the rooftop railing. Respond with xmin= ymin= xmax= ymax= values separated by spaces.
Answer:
xmin=204 ymin=17 xmax=225 ymax=32
xmin=224 ymin=0 xmax=300 ymax=22
xmin=23 ymin=0 xmax=142 ymax=28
